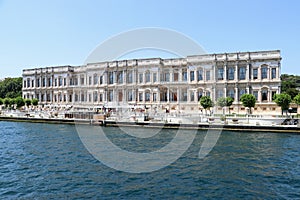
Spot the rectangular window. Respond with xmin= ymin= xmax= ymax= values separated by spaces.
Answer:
xmin=139 ymin=73 xmax=143 ymax=83
xmin=37 ymin=79 xmax=40 ymax=87
xmin=228 ymin=89 xmax=234 ymax=99
xmin=218 ymin=68 xmax=224 ymax=80
xmin=253 ymin=91 xmax=258 ymax=101
xmin=139 ymin=93 xmax=143 ymax=102
xmin=81 ymin=77 xmax=85 ymax=85
xmin=253 ymin=69 xmax=258 ymax=79
xmin=108 ymin=90 xmax=113 ymax=101
xmin=100 ymin=94 xmax=103 ymax=102
xmin=182 ymin=70 xmax=187 ymax=82
xmin=181 ymin=88 xmax=187 ymax=102
xmin=43 ymin=78 xmax=46 ymax=87
xmin=46 ymin=94 xmax=50 ymax=101
xmin=64 ymin=78 xmax=66 ymax=86
xmin=174 ymin=71 xmax=179 ymax=82
xmin=109 ymin=72 xmax=114 ymax=84
xmin=261 ymin=67 xmax=268 ymax=79
xmin=145 ymin=72 xmax=150 ymax=83
xmin=81 ymin=93 xmax=85 ymax=102
xmin=59 ymin=77 xmax=63 ymax=86
xmin=161 ymin=71 xmax=170 ymax=82
xmin=89 ymin=76 xmax=92 ymax=85
xmin=272 ymin=68 xmax=276 ymax=79
xmin=190 ymin=92 xmax=195 ymax=102
xmin=206 ymin=71 xmax=211 ymax=81
xmin=74 ymin=77 xmax=78 ymax=85
xmin=272 ymin=91 xmax=276 ymax=100
xmin=239 ymin=67 xmax=246 ymax=80
xmin=118 ymin=91 xmax=123 ymax=102
xmin=153 ymin=93 xmax=157 ymax=102
xmin=93 ymin=91 xmax=98 ymax=102
xmin=197 ymin=69 xmax=203 ymax=81
xmin=145 ymin=92 xmax=150 ymax=101
xmin=217 ymin=90 xmax=223 ymax=99
xmin=94 ymin=74 xmax=98 ymax=85
xmin=228 ymin=68 xmax=234 ymax=80
xmin=32 ymin=80 xmax=34 ymax=88
xmin=117 ymin=72 xmax=123 ymax=84
xmin=100 ymin=76 xmax=103 ymax=84
xmin=88 ymin=94 xmax=92 ymax=102
xmin=54 ymin=78 xmax=57 ymax=87
xmin=153 ymin=73 xmax=157 ymax=82
xmin=127 ymin=71 xmax=133 ymax=83
xmin=170 ymin=90 xmax=177 ymax=102
xmin=128 ymin=91 xmax=133 ymax=101
xmin=239 ymin=89 xmax=246 ymax=100
xmin=27 ymin=79 xmax=31 ymax=88
xmin=190 ymin=71 xmax=195 ymax=81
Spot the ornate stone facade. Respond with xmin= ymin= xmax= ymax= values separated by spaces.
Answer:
xmin=22 ymin=50 xmax=281 ymax=114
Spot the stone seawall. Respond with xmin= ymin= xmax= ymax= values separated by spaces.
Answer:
xmin=1 ymin=116 xmax=299 ymax=133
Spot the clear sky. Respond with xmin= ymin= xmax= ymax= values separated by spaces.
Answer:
xmin=0 ymin=0 xmax=299 ymax=79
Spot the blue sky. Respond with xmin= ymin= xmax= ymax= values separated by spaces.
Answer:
xmin=0 ymin=0 xmax=299 ymax=78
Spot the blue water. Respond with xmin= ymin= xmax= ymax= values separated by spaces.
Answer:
xmin=0 ymin=121 xmax=300 ymax=199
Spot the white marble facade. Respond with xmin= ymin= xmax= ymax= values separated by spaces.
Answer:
xmin=22 ymin=50 xmax=282 ymax=114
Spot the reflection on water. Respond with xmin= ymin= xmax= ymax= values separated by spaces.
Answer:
xmin=0 ymin=121 xmax=299 ymax=199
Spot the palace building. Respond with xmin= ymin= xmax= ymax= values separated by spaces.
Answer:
xmin=22 ymin=50 xmax=282 ymax=114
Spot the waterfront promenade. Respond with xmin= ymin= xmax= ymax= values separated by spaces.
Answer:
xmin=1 ymin=109 xmax=299 ymax=133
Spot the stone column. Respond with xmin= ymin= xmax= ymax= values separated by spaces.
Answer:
xmin=235 ymin=86 xmax=239 ymax=103
xmin=213 ymin=86 xmax=216 ymax=102
xmin=213 ymin=63 xmax=216 ymax=81
xmin=179 ymin=69 xmax=182 ymax=82
xmin=258 ymin=66 xmax=261 ymax=80
xmin=167 ymin=88 xmax=170 ymax=103
xmin=224 ymin=64 xmax=227 ymax=81
xmin=235 ymin=63 xmax=238 ymax=81
xmin=246 ymin=62 xmax=250 ymax=81
xmin=123 ymin=70 xmax=127 ymax=84
xmin=258 ymin=89 xmax=261 ymax=102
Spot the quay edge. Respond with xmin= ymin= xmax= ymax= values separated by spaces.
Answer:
xmin=1 ymin=116 xmax=300 ymax=133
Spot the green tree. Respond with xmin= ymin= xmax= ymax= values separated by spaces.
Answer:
xmin=217 ymin=97 xmax=234 ymax=114
xmin=273 ymin=93 xmax=292 ymax=115
xmin=200 ymin=96 xmax=213 ymax=115
xmin=4 ymin=98 xmax=10 ymax=108
xmin=9 ymin=98 xmax=15 ymax=109
xmin=286 ymin=88 xmax=299 ymax=99
xmin=280 ymin=74 xmax=300 ymax=97
xmin=0 ymin=98 xmax=3 ymax=106
xmin=240 ymin=94 xmax=256 ymax=114
xmin=25 ymin=99 xmax=32 ymax=107
xmin=32 ymin=98 xmax=39 ymax=106
xmin=293 ymin=93 xmax=300 ymax=115
xmin=15 ymin=97 xmax=25 ymax=108
xmin=0 ymin=77 xmax=23 ymax=99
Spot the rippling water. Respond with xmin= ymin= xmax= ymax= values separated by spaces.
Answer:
xmin=0 ymin=121 xmax=300 ymax=199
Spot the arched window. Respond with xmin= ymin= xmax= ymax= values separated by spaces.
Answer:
xmin=262 ymin=89 xmax=268 ymax=101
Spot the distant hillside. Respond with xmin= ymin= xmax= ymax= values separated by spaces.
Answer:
xmin=281 ymin=74 xmax=300 ymax=98
xmin=0 ymin=77 xmax=23 ymax=99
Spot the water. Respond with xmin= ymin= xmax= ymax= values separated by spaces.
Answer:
xmin=0 ymin=121 xmax=300 ymax=199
